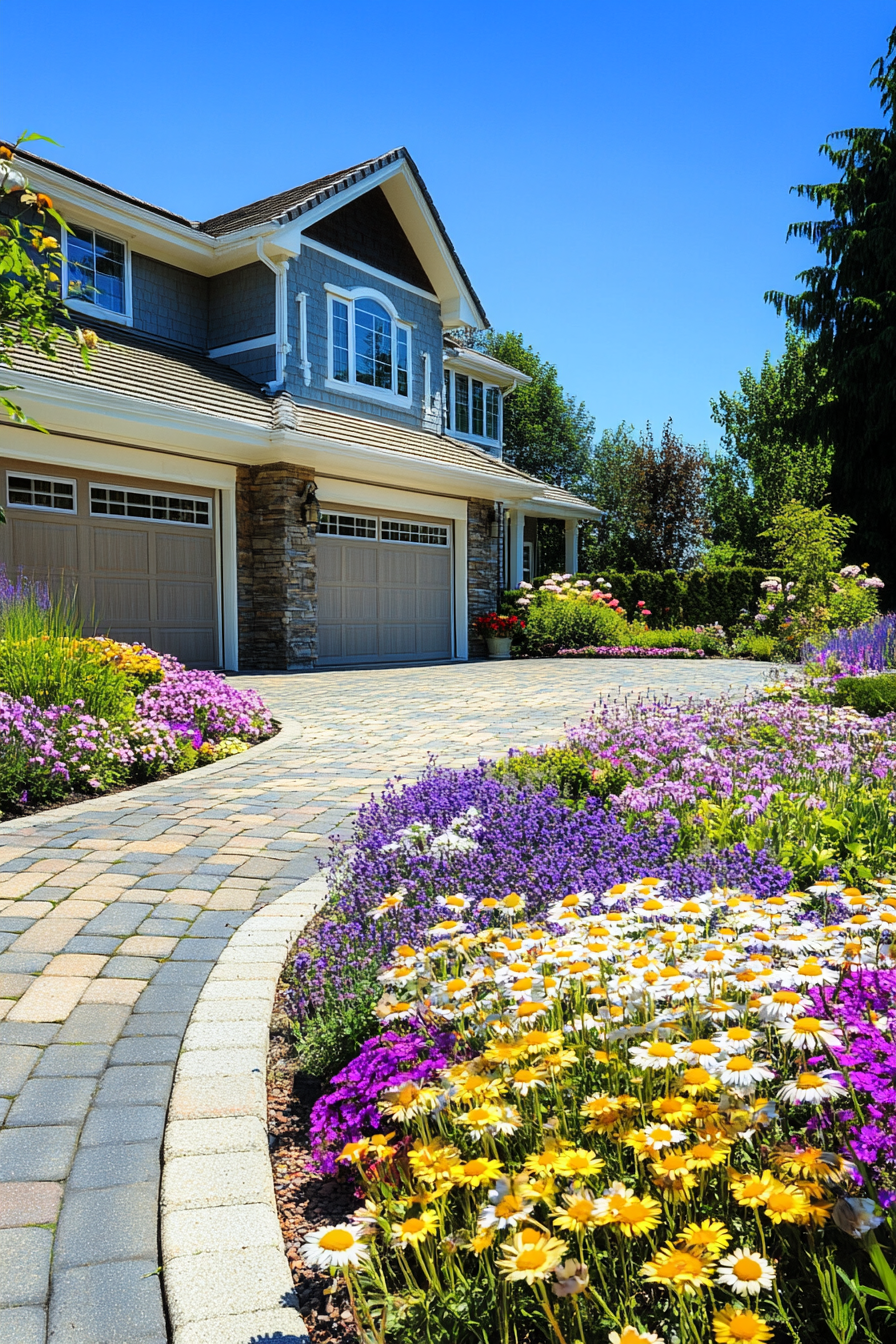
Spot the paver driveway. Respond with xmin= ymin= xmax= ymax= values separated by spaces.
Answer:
xmin=0 ymin=658 xmax=772 ymax=1342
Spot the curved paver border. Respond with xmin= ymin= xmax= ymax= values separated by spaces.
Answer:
xmin=0 ymin=717 xmax=303 ymax=832
xmin=160 ymin=871 xmax=329 ymax=1344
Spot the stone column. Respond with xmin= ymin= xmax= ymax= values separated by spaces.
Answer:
xmin=236 ymin=462 xmax=317 ymax=670
xmin=467 ymin=500 xmax=499 ymax=657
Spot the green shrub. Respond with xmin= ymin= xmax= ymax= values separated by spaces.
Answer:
xmin=733 ymin=633 xmax=778 ymax=661
xmin=520 ymin=593 xmax=628 ymax=655
xmin=493 ymin=745 xmax=631 ymax=805
xmin=832 ymin=674 xmax=896 ymax=717
xmin=0 ymin=597 xmax=134 ymax=721
xmin=522 ymin=567 xmax=772 ymax=631
xmin=629 ymin=624 xmax=729 ymax=655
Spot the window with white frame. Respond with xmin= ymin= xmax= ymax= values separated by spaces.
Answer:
xmin=328 ymin=290 xmax=411 ymax=399
xmin=7 ymin=473 xmax=76 ymax=513
xmin=444 ymin=370 xmax=501 ymax=443
xmin=90 ymin=485 xmax=211 ymax=527
xmin=317 ymin=512 xmax=378 ymax=538
xmin=381 ymin=519 xmax=449 ymax=546
xmin=65 ymin=224 xmax=128 ymax=315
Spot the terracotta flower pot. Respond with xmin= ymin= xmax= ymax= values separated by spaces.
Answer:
xmin=485 ymin=636 xmax=513 ymax=660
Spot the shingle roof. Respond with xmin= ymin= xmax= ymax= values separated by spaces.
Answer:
xmin=9 ymin=321 xmax=272 ymax=427
xmin=8 ymin=327 xmax=596 ymax=512
xmin=6 ymin=144 xmax=488 ymax=327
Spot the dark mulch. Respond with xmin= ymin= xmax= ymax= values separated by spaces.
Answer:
xmin=268 ymin=986 xmax=359 ymax=1344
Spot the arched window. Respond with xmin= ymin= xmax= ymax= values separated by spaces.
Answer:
xmin=327 ymin=288 xmax=411 ymax=400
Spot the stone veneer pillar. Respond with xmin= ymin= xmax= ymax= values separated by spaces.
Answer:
xmin=236 ymin=462 xmax=317 ymax=669
xmin=467 ymin=499 xmax=500 ymax=657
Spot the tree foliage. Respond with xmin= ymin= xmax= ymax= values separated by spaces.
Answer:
xmin=707 ymin=328 xmax=835 ymax=561
xmin=1 ymin=133 xmax=96 ymax=436
xmin=471 ymin=330 xmax=595 ymax=490
xmin=766 ymin=26 xmax=896 ymax=586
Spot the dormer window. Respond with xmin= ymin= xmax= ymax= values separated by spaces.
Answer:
xmin=64 ymin=224 xmax=130 ymax=320
xmin=326 ymin=286 xmax=412 ymax=402
xmin=444 ymin=370 xmax=501 ymax=444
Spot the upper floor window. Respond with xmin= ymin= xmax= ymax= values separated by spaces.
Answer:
xmin=444 ymin=369 xmax=501 ymax=443
xmin=65 ymin=224 xmax=128 ymax=316
xmin=326 ymin=287 xmax=411 ymax=401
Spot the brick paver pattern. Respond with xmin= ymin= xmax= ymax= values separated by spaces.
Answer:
xmin=0 ymin=658 xmax=771 ymax=1342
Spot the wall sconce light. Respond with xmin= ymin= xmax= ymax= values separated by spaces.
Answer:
xmin=297 ymin=480 xmax=319 ymax=528
xmin=488 ymin=508 xmax=499 ymax=539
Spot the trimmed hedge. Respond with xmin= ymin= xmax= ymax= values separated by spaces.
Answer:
xmin=832 ymin=674 xmax=896 ymax=717
xmin=503 ymin=568 xmax=774 ymax=631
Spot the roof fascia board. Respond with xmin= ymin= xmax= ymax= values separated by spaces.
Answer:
xmin=8 ymin=373 xmax=557 ymax=502
xmin=380 ymin=168 xmax=484 ymax=328
xmin=443 ymin=347 xmax=533 ymax=390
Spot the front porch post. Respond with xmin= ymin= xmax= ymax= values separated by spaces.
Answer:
xmin=508 ymin=509 xmax=525 ymax=588
xmin=564 ymin=517 xmax=579 ymax=575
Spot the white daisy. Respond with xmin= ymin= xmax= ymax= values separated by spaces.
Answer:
xmin=629 ymin=1039 xmax=683 ymax=1070
xmin=778 ymin=1015 xmax=841 ymax=1050
xmin=757 ymin=990 xmax=810 ymax=1023
xmin=716 ymin=1054 xmax=775 ymax=1090
xmin=302 ymin=1222 xmax=370 ymax=1268
xmin=777 ymin=1071 xmax=847 ymax=1105
xmin=716 ymin=1248 xmax=776 ymax=1296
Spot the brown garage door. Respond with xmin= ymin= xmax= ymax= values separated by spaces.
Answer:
xmin=316 ymin=507 xmax=452 ymax=666
xmin=0 ymin=459 xmax=221 ymax=668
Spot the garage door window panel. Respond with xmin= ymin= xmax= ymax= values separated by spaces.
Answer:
xmin=318 ymin=512 xmax=377 ymax=538
xmin=7 ymin=474 xmax=76 ymax=513
xmin=90 ymin=486 xmax=211 ymax=527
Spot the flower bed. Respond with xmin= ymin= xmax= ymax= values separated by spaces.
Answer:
xmin=557 ymin=646 xmax=705 ymax=659
xmin=278 ymin=688 xmax=896 ymax=1344
xmin=0 ymin=632 xmax=272 ymax=812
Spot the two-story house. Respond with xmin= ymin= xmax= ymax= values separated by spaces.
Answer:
xmin=2 ymin=145 xmax=598 ymax=669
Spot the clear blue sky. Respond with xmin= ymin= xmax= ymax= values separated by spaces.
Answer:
xmin=3 ymin=0 xmax=893 ymax=450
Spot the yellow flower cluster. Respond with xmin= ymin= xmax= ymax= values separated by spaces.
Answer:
xmin=87 ymin=638 xmax=164 ymax=683
xmin=303 ymin=877 xmax=894 ymax=1343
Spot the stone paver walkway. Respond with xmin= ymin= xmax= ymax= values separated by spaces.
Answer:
xmin=0 ymin=659 xmax=771 ymax=1343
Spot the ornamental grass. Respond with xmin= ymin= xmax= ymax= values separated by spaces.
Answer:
xmin=302 ymin=879 xmax=896 ymax=1344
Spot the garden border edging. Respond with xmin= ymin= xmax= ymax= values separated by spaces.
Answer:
xmin=159 ymin=869 xmax=329 ymax=1344
xmin=0 ymin=714 xmax=303 ymax=830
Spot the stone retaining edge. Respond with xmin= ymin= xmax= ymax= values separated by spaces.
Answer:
xmin=0 ymin=715 xmax=303 ymax=830
xmin=159 ymin=870 xmax=329 ymax=1344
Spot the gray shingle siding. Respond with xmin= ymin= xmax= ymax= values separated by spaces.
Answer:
xmin=208 ymin=262 xmax=275 ymax=348
xmin=131 ymin=254 xmax=209 ymax=349
xmin=214 ymin=345 xmax=276 ymax=385
xmin=286 ymin=245 xmax=442 ymax=430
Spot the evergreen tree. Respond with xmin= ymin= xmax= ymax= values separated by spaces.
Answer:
xmin=766 ymin=26 xmax=896 ymax=586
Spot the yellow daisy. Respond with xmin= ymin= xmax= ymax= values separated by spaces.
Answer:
xmin=712 ymin=1305 xmax=773 ymax=1343
xmin=391 ymin=1209 xmax=439 ymax=1245
xmin=641 ymin=1243 xmax=715 ymax=1294
xmin=496 ymin=1230 xmax=568 ymax=1284
xmin=675 ymin=1220 xmax=731 ymax=1257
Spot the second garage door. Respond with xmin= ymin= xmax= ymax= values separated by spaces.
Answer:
xmin=316 ymin=508 xmax=453 ymax=666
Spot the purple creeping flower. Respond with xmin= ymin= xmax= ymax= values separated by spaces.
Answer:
xmin=138 ymin=669 xmax=273 ymax=742
xmin=309 ymin=1027 xmax=456 ymax=1173
xmin=809 ymin=969 xmax=896 ymax=1203
xmin=287 ymin=760 xmax=791 ymax=1029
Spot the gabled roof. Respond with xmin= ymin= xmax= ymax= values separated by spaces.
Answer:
xmin=5 ymin=144 xmax=487 ymax=326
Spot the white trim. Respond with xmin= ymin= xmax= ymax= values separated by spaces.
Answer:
xmin=255 ymin=240 xmax=292 ymax=389
xmin=443 ymin=346 xmax=532 ymax=391
xmin=564 ymin=517 xmax=579 ymax=574
xmin=207 ymin=334 xmax=276 ymax=359
xmin=323 ymin=283 xmax=406 ymax=324
xmin=219 ymin=486 xmax=238 ymax=670
xmin=87 ymin=481 xmax=214 ymax=528
xmin=62 ymin=220 xmax=133 ymax=325
xmin=0 ymin=425 xmax=237 ymax=490
xmin=302 ymin=237 xmax=437 ymax=302
xmin=295 ymin=292 xmax=311 ymax=386
xmin=508 ymin=508 xmax=525 ymax=589
xmin=66 ymin=296 xmax=132 ymax=328
xmin=444 ymin=369 xmax=501 ymax=447
xmin=323 ymin=377 xmax=414 ymax=407
xmin=6 ymin=469 xmax=78 ymax=514
xmin=326 ymin=288 xmax=413 ymax=403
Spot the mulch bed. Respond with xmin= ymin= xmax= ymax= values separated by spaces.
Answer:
xmin=268 ymin=976 xmax=359 ymax=1344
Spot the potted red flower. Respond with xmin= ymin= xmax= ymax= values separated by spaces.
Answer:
xmin=472 ymin=612 xmax=525 ymax=660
